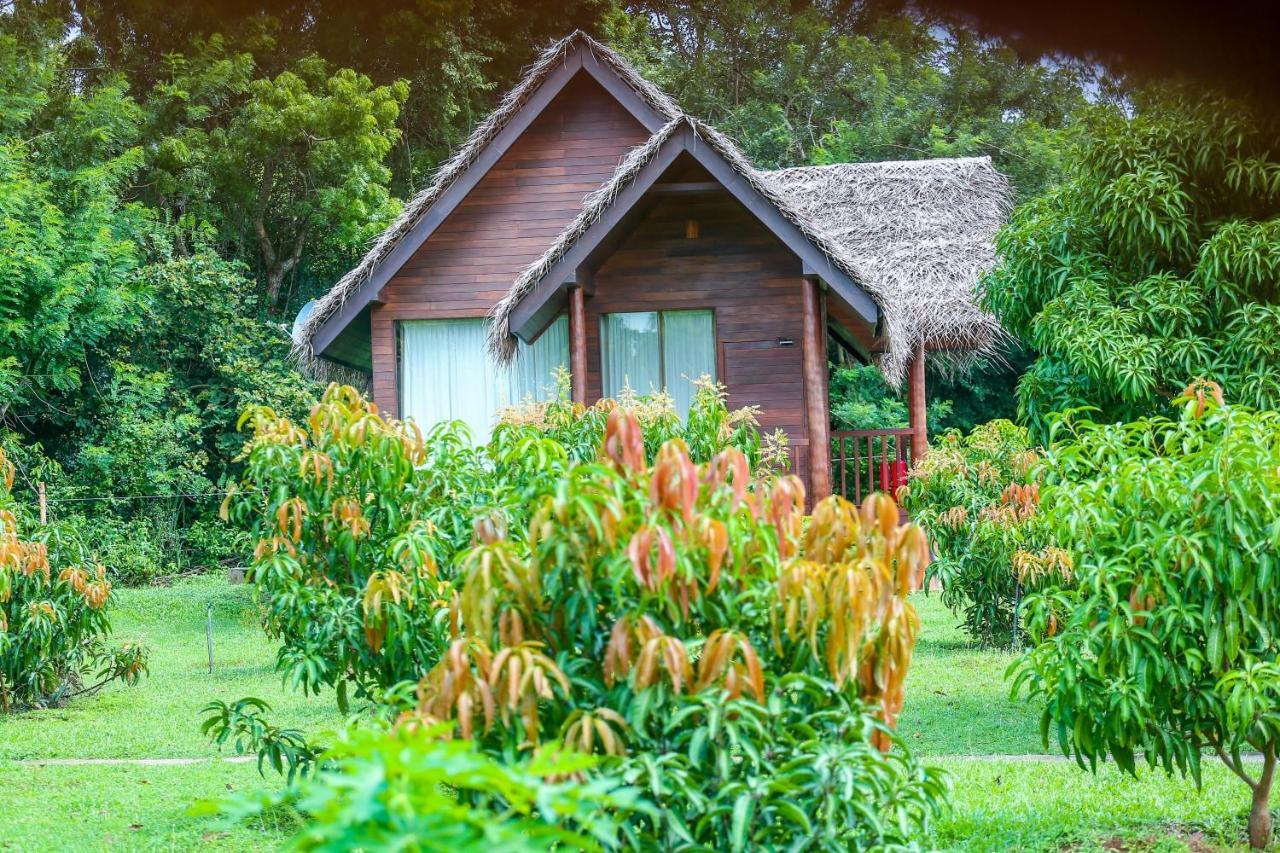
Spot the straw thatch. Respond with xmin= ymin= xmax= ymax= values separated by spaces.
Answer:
xmin=765 ymin=157 xmax=1013 ymax=382
xmin=487 ymin=113 xmax=1012 ymax=385
xmin=293 ymin=30 xmax=680 ymax=359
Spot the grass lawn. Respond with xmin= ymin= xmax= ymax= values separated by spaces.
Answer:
xmin=0 ymin=576 xmax=1274 ymax=851
xmin=0 ymin=576 xmax=342 ymax=761
xmin=901 ymin=593 xmax=1046 ymax=756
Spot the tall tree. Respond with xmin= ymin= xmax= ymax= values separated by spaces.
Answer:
xmin=0 ymin=17 xmax=148 ymax=424
xmin=982 ymin=89 xmax=1280 ymax=436
xmin=608 ymin=0 xmax=1090 ymax=197
xmin=205 ymin=58 xmax=407 ymax=308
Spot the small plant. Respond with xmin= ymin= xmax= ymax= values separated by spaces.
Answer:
xmin=902 ymin=420 xmax=1064 ymax=646
xmin=1011 ymin=382 xmax=1280 ymax=849
xmin=0 ymin=447 xmax=148 ymax=710
xmin=202 ymin=721 xmax=644 ymax=852
xmin=201 ymin=697 xmax=325 ymax=782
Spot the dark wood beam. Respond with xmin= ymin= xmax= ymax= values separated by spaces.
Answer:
xmin=802 ymin=278 xmax=832 ymax=504
xmin=907 ymin=341 xmax=928 ymax=465
xmin=648 ymin=181 xmax=723 ymax=195
xmin=569 ymin=284 xmax=588 ymax=404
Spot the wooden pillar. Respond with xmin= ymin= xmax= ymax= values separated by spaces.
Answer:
xmin=801 ymin=278 xmax=831 ymax=501
xmin=907 ymin=341 xmax=928 ymax=465
xmin=568 ymin=285 xmax=587 ymax=405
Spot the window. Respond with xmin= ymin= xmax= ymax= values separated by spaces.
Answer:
xmin=601 ymin=310 xmax=715 ymax=418
xmin=399 ymin=316 xmax=567 ymax=443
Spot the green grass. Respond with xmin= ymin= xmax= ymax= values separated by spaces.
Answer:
xmin=0 ymin=576 xmax=342 ymax=760
xmin=0 ymin=576 xmax=338 ymax=852
xmin=935 ymin=759 xmax=1265 ymax=851
xmin=0 ymin=760 xmax=300 ymax=852
xmin=0 ymin=576 xmax=1275 ymax=851
xmin=900 ymin=592 xmax=1049 ymax=756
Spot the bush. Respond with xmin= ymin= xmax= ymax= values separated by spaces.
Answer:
xmin=1011 ymin=382 xmax=1280 ymax=848
xmin=223 ymin=381 xmax=774 ymax=707
xmin=406 ymin=410 xmax=946 ymax=848
xmin=0 ymin=447 xmax=148 ymax=710
xmin=902 ymin=420 xmax=1066 ymax=647
xmin=207 ymin=722 xmax=644 ymax=851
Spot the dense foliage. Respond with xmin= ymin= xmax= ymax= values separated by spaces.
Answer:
xmin=207 ymin=722 xmax=643 ymax=851
xmin=984 ymin=91 xmax=1280 ymax=438
xmin=608 ymin=0 xmax=1090 ymax=197
xmin=1011 ymin=382 xmax=1280 ymax=848
xmin=902 ymin=421 xmax=1066 ymax=647
xmin=406 ymin=411 xmax=944 ymax=848
xmin=0 ymin=447 xmax=147 ymax=710
xmin=223 ymin=384 xmax=945 ymax=848
xmin=223 ymin=381 xmax=775 ymax=707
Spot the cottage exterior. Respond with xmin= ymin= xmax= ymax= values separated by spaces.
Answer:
xmin=295 ymin=32 xmax=1010 ymax=501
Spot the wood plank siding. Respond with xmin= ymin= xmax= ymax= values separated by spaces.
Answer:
xmin=582 ymin=189 xmax=818 ymax=494
xmin=369 ymin=73 xmax=650 ymax=415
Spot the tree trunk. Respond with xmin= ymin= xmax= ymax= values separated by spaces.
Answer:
xmin=1249 ymin=747 xmax=1276 ymax=849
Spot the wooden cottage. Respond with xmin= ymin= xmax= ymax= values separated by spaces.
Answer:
xmin=294 ymin=31 xmax=1010 ymax=503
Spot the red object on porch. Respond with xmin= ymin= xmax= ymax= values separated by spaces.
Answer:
xmin=880 ymin=459 xmax=909 ymax=500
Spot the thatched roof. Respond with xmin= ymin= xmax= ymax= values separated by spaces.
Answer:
xmin=293 ymin=31 xmax=679 ymax=357
xmin=488 ymin=115 xmax=1011 ymax=384
xmin=765 ymin=157 xmax=1012 ymax=382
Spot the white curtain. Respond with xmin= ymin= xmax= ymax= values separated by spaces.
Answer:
xmin=508 ymin=315 xmax=569 ymax=403
xmin=603 ymin=312 xmax=661 ymax=397
xmin=661 ymin=310 xmax=716 ymax=418
xmin=601 ymin=310 xmax=715 ymax=419
xmin=400 ymin=316 xmax=568 ymax=444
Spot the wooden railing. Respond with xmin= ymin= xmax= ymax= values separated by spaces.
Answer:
xmin=831 ymin=428 xmax=914 ymax=505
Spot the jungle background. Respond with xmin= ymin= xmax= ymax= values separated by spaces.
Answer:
xmin=0 ymin=0 xmax=1260 ymax=585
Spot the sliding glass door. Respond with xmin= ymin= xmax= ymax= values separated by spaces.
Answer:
xmin=399 ymin=316 xmax=567 ymax=443
xmin=601 ymin=309 xmax=715 ymax=418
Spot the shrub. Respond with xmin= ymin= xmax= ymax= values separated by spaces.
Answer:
xmin=223 ymin=381 xmax=775 ymax=707
xmin=1011 ymin=382 xmax=1280 ymax=848
xmin=222 ymin=385 xmax=476 ymax=707
xmin=0 ymin=447 xmax=148 ymax=710
xmin=206 ymin=722 xmax=644 ymax=851
xmin=902 ymin=420 xmax=1066 ymax=647
xmin=406 ymin=410 xmax=946 ymax=848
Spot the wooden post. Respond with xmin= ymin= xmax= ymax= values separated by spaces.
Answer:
xmin=801 ymin=278 xmax=831 ymax=502
xmin=568 ymin=285 xmax=587 ymax=405
xmin=37 ymin=482 xmax=47 ymax=525
xmin=907 ymin=341 xmax=928 ymax=465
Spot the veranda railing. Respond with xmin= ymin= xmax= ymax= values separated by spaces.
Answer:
xmin=831 ymin=428 xmax=914 ymax=505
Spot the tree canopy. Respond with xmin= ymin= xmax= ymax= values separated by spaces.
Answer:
xmin=983 ymin=91 xmax=1280 ymax=436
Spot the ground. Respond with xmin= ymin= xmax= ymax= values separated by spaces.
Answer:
xmin=0 ymin=578 xmax=1272 ymax=851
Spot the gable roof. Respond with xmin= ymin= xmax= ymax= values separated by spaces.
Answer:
xmin=491 ymin=122 xmax=1011 ymax=385
xmin=295 ymin=30 xmax=681 ymax=359
xmin=489 ymin=116 xmax=883 ymax=361
xmin=301 ymin=30 xmax=1013 ymax=388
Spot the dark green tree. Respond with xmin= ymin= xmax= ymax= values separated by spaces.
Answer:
xmin=608 ymin=1 xmax=1090 ymax=198
xmin=982 ymin=90 xmax=1280 ymax=437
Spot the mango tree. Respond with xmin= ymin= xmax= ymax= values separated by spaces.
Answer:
xmin=1011 ymin=382 xmax=1280 ymax=848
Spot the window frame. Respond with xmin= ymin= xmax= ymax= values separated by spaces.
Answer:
xmin=599 ymin=308 xmax=718 ymax=401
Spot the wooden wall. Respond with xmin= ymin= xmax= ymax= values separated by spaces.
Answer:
xmin=583 ymin=191 xmax=817 ymax=493
xmin=369 ymin=73 xmax=650 ymax=415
